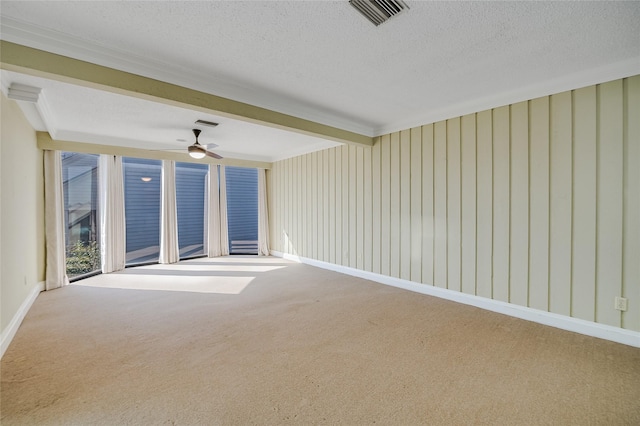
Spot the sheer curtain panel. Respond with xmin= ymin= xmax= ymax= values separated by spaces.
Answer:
xmin=219 ymin=165 xmax=230 ymax=256
xmin=44 ymin=150 xmax=69 ymax=290
xmin=206 ymin=165 xmax=222 ymax=257
xmin=159 ymin=160 xmax=179 ymax=264
xmin=257 ymin=168 xmax=270 ymax=256
xmin=99 ymin=155 xmax=126 ymax=273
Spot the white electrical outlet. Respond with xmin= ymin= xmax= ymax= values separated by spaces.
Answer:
xmin=614 ymin=297 xmax=628 ymax=312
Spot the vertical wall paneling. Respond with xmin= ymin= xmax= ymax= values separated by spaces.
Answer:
xmin=323 ymin=150 xmax=330 ymax=262
xmin=287 ymin=159 xmax=292 ymax=252
xmin=434 ymin=121 xmax=448 ymax=288
xmin=292 ymin=158 xmax=296 ymax=252
xmin=298 ymin=157 xmax=307 ymax=256
xmin=335 ymin=147 xmax=342 ymax=265
xmin=328 ymin=149 xmax=336 ymax=263
xmin=307 ymin=154 xmax=313 ymax=257
xmin=400 ymin=129 xmax=412 ymax=280
xmin=292 ymin=157 xmax=297 ymax=253
xmin=623 ymin=75 xmax=640 ymax=331
xmin=268 ymin=76 xmax=639 ymax=333
xmin=372 ymin=139 xmax=382 ymax=274
xmin=301 ymin=155 xmax=307 ymax=257
xmin=596 ymin=80 xmax=624 ymax=327
xmin=267 ymin=169 xmax=273 ymax=250
xmin=476 ymin=110 xmax=493 ymax=298
xmin=318 ymin=153 xmax=324 ymax=260
xmin=528 ymin=97 xmax=550 ymax=311
xmin=510 ymin=101 xmax=529 ymax=306
xmin=280 ymin=160 xmax=291 ymax=252
xmin=349 ymin=145 xmax=358 ymax=268
xmin=286 ymin=158 xmax=292 ymax=252
xmin=447 ymin=118 xmax=462 ymax=292
xmin=271 ymin=162 xmax=276 ymax=250
xmin=364 ymin=146 xmax=373 ymax=272
xmin=356 ymin=147 xmax=365 ymax=269
xmin=283 ymin=159 xmax=288 ymax=252
xmin=410 ymin=127 xmax=423 ymax=283
xmin=278 ymin=164 xmax=282 ymax=250
xmin=572 ymin=86 xmax=597 ymax=321
xmin=293 ymin=157 xmax=297 ymax=254
xmin=422 ymin=125 xmax=434 ymax=285
xmin=311 ymin=152 xmax=318 ymax=259
xmin=390 ymin=132 xmax=401 ymax=277
xmin=549 ymin=92 xmax=573 ymax=316
xmin=278 ymin=161 xmax=283 ymax=251
xmin=381 ymin=135 xmax=391 ymax=275
xmin=461 ymin=114 xmax=477 ymax=295
xmin=492 ymin=106 xmax=510 ymax=302
xmin=342 ymin=145 xmax=350 ymax=266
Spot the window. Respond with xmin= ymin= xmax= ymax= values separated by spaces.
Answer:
xmin=62 ymin=152 xmax=100 ymax=278
xmin=176 ymin=162 xmax=208 ymax=258
xmin=123 ymin=158 xmax=161 ymax=265
xmin=225 ymin=166 xmax=258 ymax=254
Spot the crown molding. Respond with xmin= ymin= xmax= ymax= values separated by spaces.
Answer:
xmin=376 ymin=56 xmax=640 ymax=135
xmin=0 ymin=16 xmax=376 ymax=138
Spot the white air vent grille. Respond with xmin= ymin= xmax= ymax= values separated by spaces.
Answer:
xmin=349 ymin=0 xmax=409 ymax=26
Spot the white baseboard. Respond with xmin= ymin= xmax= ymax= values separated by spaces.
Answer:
xmin=1 ymin=281 xmax=44 ymax=359
xmin=271 ymin=251 xmax=640 ymax=348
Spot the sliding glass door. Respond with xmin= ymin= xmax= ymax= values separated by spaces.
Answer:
xmin=176 ymin=162 xmax=208 ymax=258
xmin=123 ymin=158 xmax=161 ymax=265
xmin=62 ymin=152 xmax=101 ymax=278
xmin=225 ymin=166 xmax=258 ymax=254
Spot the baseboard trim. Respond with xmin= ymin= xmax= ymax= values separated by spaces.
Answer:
xmin=271 ymin=251 xmax=640 ymax=348
xmin=1 ymin=281 xmax=44 ymax=359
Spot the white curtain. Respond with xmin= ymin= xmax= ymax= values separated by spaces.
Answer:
xmin=257 ymin=168 xmax=270 ymax=256
xmin=44 ymin=150 xmax=69 ymax=290
xmin=206 ymin=164 xmax=222 ymax=257
xmin=98 ymin=155 xmax=126 ymax=273
xmin=219 ymin=165 xmax=229 ymax=256
xmin=159 ymin=160 xmax=179 ymax=264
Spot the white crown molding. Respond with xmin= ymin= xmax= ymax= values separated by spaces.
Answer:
xmin=271 ymin=251 xmax=640 ymax=348
xmin=377 ymin=56 xmax=640 ymax=135
xmin=0 ymin=17 xmax=375 ymax=138
xmin=35 ymin=90 xmax=57 ymax=138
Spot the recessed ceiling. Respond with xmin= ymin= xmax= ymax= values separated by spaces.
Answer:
xmin=0 ymin=70 xmax=341 ymax=162
xmin=1 ymin=1 xmax=639 ymax=160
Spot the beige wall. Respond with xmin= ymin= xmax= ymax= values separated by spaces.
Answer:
xmin=269 ymin=76 xmax=640 ymax=332
xmin=1 ymin=92 xmax=46 ymax=335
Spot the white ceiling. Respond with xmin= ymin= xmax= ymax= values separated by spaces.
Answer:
xmin=1 ymin=1 xmax=639 ymax=162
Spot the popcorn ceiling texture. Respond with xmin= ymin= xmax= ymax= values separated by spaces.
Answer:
xmin=2 ymin=1 xmax=639 ymax=135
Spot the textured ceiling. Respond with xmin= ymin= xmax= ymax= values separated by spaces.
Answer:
xmin=1 ymin=1 xmax=639 ymax=160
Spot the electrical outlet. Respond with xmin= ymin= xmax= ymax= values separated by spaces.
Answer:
xmin=614 ymin=297 xmax=628 ymax=312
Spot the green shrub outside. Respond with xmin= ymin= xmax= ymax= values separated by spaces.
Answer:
xmin=66 ymin=240 xmax=100 ymax=277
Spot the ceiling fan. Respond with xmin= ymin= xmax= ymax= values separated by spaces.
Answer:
xmin=188 ymin=128 xmax=223 ymax=159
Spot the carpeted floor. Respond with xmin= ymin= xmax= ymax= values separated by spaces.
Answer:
xmin=2 ymin=256 xmax=639 ymax=425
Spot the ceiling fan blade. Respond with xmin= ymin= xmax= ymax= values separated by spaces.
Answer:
xmin=205 ymin=150 xmax=223 ymax=159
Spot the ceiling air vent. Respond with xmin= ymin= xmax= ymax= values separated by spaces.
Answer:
xmin=195 ymin=119 xmax=219 ymax=127
xmin=349 ymin=0 xmax=409 ymax=26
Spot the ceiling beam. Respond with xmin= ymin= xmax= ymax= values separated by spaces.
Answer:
xmin=2 ymin=41 xmax=374 ymax=148
xmin=36 ymin=132 xmax=272 ymax=169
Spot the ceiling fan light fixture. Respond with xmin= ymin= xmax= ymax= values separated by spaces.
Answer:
xmin=188 ymin=144 xmax=206 ymax=159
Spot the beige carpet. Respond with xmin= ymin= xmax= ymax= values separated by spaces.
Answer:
xmin=2 ymin=256 xmax=639 ymax=425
